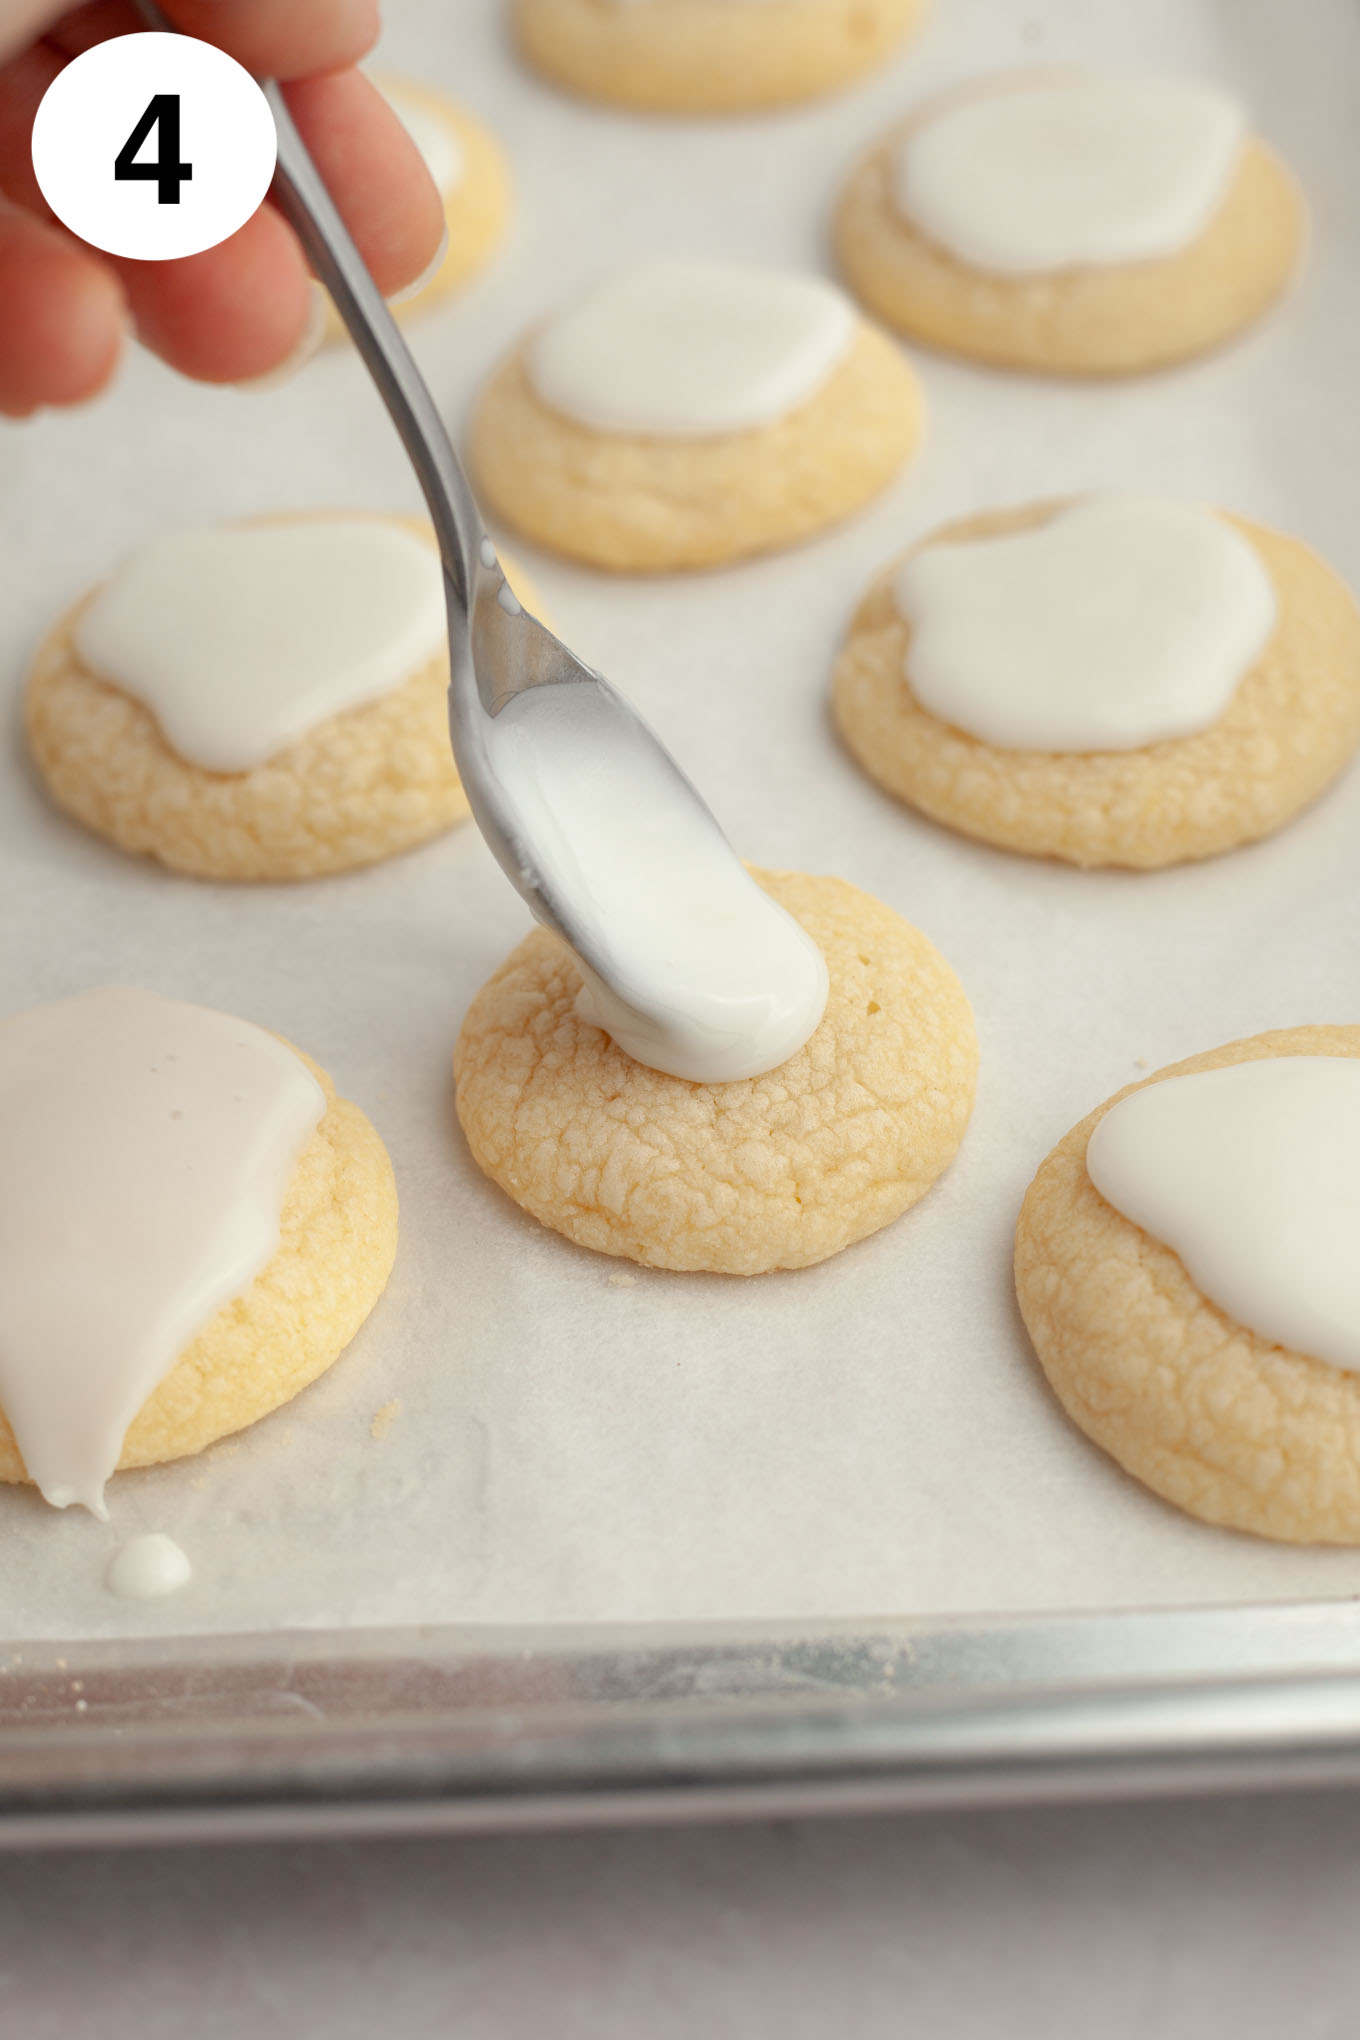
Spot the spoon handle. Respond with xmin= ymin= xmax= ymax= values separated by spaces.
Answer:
xmin=130 ymin=0 xmax=485 ymax=614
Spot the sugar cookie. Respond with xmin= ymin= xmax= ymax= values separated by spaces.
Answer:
xmin=832 ymin=501 xmax=1360 ymax=868
xmin=835 ymin=73 xmax=1306 ymax=376
xmin=0 ymin=987 xmax=397 ymax=1512
xmin=512 ymin=0 xmax=925 ymax=115
xmin=1015 ymin=1027 xmax=1360 ymax=1545
xmin=471 ymin=259 xmax=923 ymax=572
xmin=454 ymin=869 xmax=977 ymax=1274
xmin=26 ymin=513 xmax=543 ymax=882
xmin=325 ymin=76 xmax=509 ymax=339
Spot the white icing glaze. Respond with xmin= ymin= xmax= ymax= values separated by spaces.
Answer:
xmin=75 ymin=518 xmax=448 ymax=774
xmin=485 ymin=686 xmax=828 ymax=1082
xmin=1087 ymin=1058 xmax=1360 ymax=1374
xmin=892 ymin=496 xmax=1277 ymax=753
xmin=526 ymin=257 xmax=857 ymax=437
xmin=892 ymin=75 xmax=1247 ymax=275
xmin=379 ymin=81 xmax=464 ymax=196
xmin=107 ymin=1533 xmax=192 ymax=1600
xmin=0 ymin=987 xmax=324 ymax=1516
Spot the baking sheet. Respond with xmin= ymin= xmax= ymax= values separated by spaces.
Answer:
xmin=2 ymin=0 xmax=1360 ymax=1644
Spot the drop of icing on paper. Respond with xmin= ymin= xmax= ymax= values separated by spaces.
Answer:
xmin=893 ymin=75 xmax=1247 ymax=275
xmin=75 ymin=518 xmax=448 ymax=773
xmin=106 ymin=1533 xmax=192 ymax=1601
xmin=893 ymin=496 xmax=1276 ymax=753
xmin=1087 ymin=1057 xmax=1360 ymax=1372
xmin=0 ymin=987 xmax=324 ymax=1515
xmin=379 ymin=81 xmax=464 ymax=195
xmin=527 ymin=257 xmax=857 ymax=437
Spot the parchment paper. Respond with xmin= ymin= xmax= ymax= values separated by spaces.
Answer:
xmin=2 ymin=0 xmax=1359 ymax=1641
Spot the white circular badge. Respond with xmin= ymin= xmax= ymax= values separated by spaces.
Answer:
xmin=31 ymin=32 xmax=277 ymax=261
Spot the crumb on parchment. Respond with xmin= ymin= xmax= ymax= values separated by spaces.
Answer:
xmin=370 ymin=1400 xmax=402 ymax=1442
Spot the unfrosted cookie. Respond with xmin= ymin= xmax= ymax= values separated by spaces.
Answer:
xmin=832 ymin=500 xmax=1360 ymax=869
xmin=512 ymin=0 xmax=925 ymax=115
xmin=26 ymin=513 xmax=543 ymax=882
xmin=454 ymin=869 xmax=977 ymax=1274
xmin=0 ymin=988 xmax=397 ymax=1509
xmin=471 ymin=258 xmax=923 ymax=572
xmin=326 ymin=76 xmax=510 ymax=339
xmin=835 ymin=73 xmax=1306 ymax=376
xmin=1015 ymin=1027 xmax=1360 ymax=1545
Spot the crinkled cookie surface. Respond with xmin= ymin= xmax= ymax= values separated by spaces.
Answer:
xmin=470 ymin=324 xmax=923 ymax=573
xmin=0 ymin=1045 xmax=398 ymax=1489
xmin=836 ymin=122 xmax=1306 ymax=376
xmin=455 ymin=869 xmax=978 ymax=1274
xmin=1016 ymin=1026 xmax=1360 ymax=1544
xmin=26 ymin=516 xmax=543 ymax=882
xmin=833 ymin=505 xmax=1360 ymax=869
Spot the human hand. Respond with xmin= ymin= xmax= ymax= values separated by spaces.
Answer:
xmin=0 ymin=0 xmax=446 ymax=415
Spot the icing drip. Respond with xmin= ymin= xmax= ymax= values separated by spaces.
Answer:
xmin=1087 ymin=1057 xmax=1360 ymax=1373
xmin=0 ymin=987 xmax=324 ymax=1515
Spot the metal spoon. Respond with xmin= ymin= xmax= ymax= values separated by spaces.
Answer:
xmin=129 ymin=7 xmax=828 ymax=1081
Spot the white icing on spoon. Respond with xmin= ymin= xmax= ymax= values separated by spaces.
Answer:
xmin=107 ymin=1533 xmax=192 ymax=1601
xmin=1087 ymin=1058 xmax=1360 ymax=1372
xmin=893 ymin=496 xmax=1277 ymax=753
xmin=0 ymin=987 xmax=324 ymax=1516
xmin=379 ymin=81 xmax=464 ymax=196
xmin=526 ymin=257 xmax=857 ymax=437
xmin=485 ymin=686 xmax=829 ymax=1082
xmin=893 ymin=75 xmax=1247 ymax=275
xmin=75 ymin=517 xmax=447 ymax=773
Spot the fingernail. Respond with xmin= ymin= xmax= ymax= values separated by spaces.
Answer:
xmin=389 ymin=222 xmax=450 ymax=308
xmin=235 ymin=280 xmax=329 ymax=392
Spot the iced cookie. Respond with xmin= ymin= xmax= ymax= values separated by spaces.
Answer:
xmin=470 ymin=257 xmax=924 ymax=572
xmin=326 ymin=75 xmax=509 ymax=338
xmin=1015 ymin=1027 xmax=1360 ymax=1544
xmin=27 ymin=513 xmax=542 ymax=881
xmin=454 ymin=869 xmax=977 ymax=1274
xmin=832 ymin=497 xmax=1360 ymax=869
xmin=512 ymin=0 xmax=925 ymax=115
xmin=835 ymin=73 xmax=1306 ymax=375
xmin=0 ymin=987 xmax=398 ymax=1515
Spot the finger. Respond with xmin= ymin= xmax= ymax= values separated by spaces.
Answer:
xmin=0 ymin=42 xmax=61 ymax=210
xmin=115 ymin=198 xmax=312 ymax=382
xmin=283 ymin=69 xmax=445 ymax=297
xmin=1 ymin=31 xmax=441 ymax=383
xmin=0 ymin=1 xmax=63 ymax=67
xmin=111 ymin=68 xmax=442 ymax=375
xmin=0 ymin=199 xmax=124 ymax=413
xmin=7 ymin=36 xmax=442 ymax=290
xmin=45 ymin=0 xmax=380 ymax=79
xmin=0 ymin=35 xmax=312 ymax=385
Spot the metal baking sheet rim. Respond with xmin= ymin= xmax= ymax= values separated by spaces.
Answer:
xmin=5 ymin=1599 xmax=1360 ymax=1842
